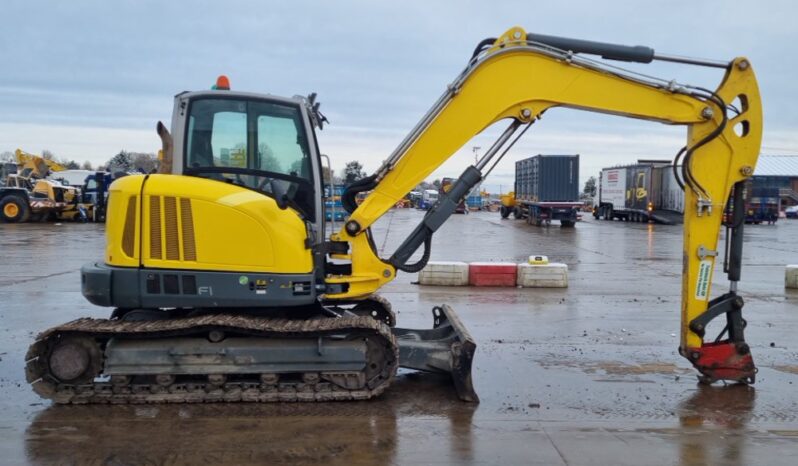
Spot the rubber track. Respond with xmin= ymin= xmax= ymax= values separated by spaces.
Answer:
xmin=25 ymin=314 xmax=398 ymax=404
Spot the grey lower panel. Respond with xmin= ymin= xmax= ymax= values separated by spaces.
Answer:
xmin=104 ymin=337 xmax=367 ymax=375
xmin=81 ymin=262 xmax=317 ymax=308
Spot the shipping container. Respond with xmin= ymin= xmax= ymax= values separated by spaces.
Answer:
xmin=515 ymin=155 xmax=579 ymax=202
xmin=466 ymin=194 xmax=484 ymax=209
xmin=500 ymin=155 xmax=581 ymax=227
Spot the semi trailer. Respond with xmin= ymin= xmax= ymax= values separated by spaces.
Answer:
xmin=500 ymin=154 xmax=581 ymax=227
xmin=593 ymin=160 xmax=684 ymax=224
xmin=595 ymin=161 xmax=782 ymax=225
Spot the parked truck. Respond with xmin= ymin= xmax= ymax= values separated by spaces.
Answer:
xmin=743 ymin=180 xmax=779 ymax=224
xmin=418 ymin=189 xmax=439 ymax=210
xmin=593 ymin=160 xmax=684 ymax=224
xmin=500 ymin=154 xmax=581 ymax=227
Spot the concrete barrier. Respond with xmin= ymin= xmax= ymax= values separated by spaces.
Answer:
xmin=787 ymin=265 xmax=798 ymax=289
xmin=469 ymin=262 xmax=518 ymax=287
xmin=418 ymin=261 xmax=470 ymax=286
xmin=517 ymin=263 xmax=568 ymax=288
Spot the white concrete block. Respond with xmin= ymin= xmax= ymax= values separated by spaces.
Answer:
xmin=517 ymin=263 xmax=568 ymax=288
xmin=418 ymin=261 xmax=470 ymax=286
xmin=787 ymin=265 xmax=798 ymax=289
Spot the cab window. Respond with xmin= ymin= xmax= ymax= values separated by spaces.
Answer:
xmin=184 ymin=98 xmax=315 ymax=218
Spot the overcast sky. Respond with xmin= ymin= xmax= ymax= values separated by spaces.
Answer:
xmin=1 ymin=0 xmax=796 ymax=193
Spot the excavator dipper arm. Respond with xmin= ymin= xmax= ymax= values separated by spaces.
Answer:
xmin=327 ymin=27 xmax=763 ymax=385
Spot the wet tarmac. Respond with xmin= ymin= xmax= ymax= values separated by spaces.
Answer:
xmin=1 ymin=211 xmax=797 ymax=465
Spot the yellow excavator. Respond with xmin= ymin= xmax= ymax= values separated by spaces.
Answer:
xmin=26 ymin=27 xmax=761 ymax=404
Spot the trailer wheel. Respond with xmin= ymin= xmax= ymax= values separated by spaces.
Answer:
xmin=531 ymin=210 xmax=543 ymax=226
xmin=0 ymin=195 xmax=30 ymax=223
xmin=500 ymin=206 xmax=510 ymax=219
xmin=513 ymin=206 xmax=523 ymax=219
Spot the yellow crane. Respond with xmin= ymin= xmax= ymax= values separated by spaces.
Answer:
xmin=26 ymin=27 xmax=761 ymax=404
xmin=15 ymin=148 xmax=67 ymax=178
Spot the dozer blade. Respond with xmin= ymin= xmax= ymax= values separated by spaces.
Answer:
xmin=392 ymin=304 xmax=478 ymax=402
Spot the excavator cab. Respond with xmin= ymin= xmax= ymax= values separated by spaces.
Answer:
xmin=171 ymin=91 xmax=321 ymax=225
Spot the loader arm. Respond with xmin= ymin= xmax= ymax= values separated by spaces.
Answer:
xmin=328 ymin=26 xmax=762 ymax=384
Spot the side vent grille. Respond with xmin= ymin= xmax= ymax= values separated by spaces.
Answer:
xmin=164 ymin=196 xmax=180 ymax=260
xmin=150 ymin=196 xmax=162 ymax=259
xmin=148 ymin=195 xmax=197 ymax=262
xmin=180 ymin=198 xmax=197 ymax=261
xmin=121 ymin=195 xmax=137 ymax=257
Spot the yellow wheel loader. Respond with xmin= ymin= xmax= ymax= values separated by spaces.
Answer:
xmin=27 ymin=27 xmax=762 ymax=403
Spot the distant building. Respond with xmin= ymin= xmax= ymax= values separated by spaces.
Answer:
xmin=753 ymin=155 xmax=798 ymax=208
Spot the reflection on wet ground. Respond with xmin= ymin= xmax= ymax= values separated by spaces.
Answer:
xmin=24 ymin=376 xmax=476 ymax=465
xmin=677 ymin=385 xmax=756 ymax=466
xmin=2 ymin=213 xmax=798 ymax=465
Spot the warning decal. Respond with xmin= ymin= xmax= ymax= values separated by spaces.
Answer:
xmin=695 ymin=260 xmax=713 ymax=300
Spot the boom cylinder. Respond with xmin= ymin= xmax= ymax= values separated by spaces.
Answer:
xmin=527 ymin=33 xmax=729 ymax=68
xmin=727 ymin=181 xmax=746 ymax=283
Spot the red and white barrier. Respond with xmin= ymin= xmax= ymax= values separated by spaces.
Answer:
xmin=468 ymin=262 xmax=518 ymax=287
xmin=418 ymin=261 xmax=470 ymax=286
xmin=517 ymin=263 xmax=568 ymax=288
xmin=418 ymin=260 xmax=568 ymax=288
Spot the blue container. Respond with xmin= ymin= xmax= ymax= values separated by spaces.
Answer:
xmin=466 ymin=195 xmax=483 ymax=208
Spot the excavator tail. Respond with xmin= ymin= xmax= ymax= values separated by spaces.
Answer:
xmin=392 ymin=305 xmax=479 ymax=402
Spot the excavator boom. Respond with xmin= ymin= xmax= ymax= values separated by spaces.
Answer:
xmin=330 ymin=26 xmax=762 ymax=384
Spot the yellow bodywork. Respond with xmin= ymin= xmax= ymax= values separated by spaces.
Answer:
xmin=500 ymin=192 xmax=516 ymax=208
xmin=15 ymin=148 xmax=67 ymax=177
xmin=32 ymin=179 xmax=78 ymax=204
xmin=105 ymin=174 xmax=312 ymax=274
xmin=331 ymin=27 xmax=762 ymax=356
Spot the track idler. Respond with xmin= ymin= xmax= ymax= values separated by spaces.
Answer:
xmin=392 ymin=304 xmax=479 ymax=402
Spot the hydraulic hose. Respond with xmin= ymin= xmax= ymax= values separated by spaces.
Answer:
xmin=341 ymin=174 xmax=378 ymax=214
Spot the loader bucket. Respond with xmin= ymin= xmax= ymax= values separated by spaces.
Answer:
xmin=392 ymin=304 xmax=478 ymax=402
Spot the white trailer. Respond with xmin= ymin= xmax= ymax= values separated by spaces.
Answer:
xmin=594 ymin=162 xmax=685 ymax=224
